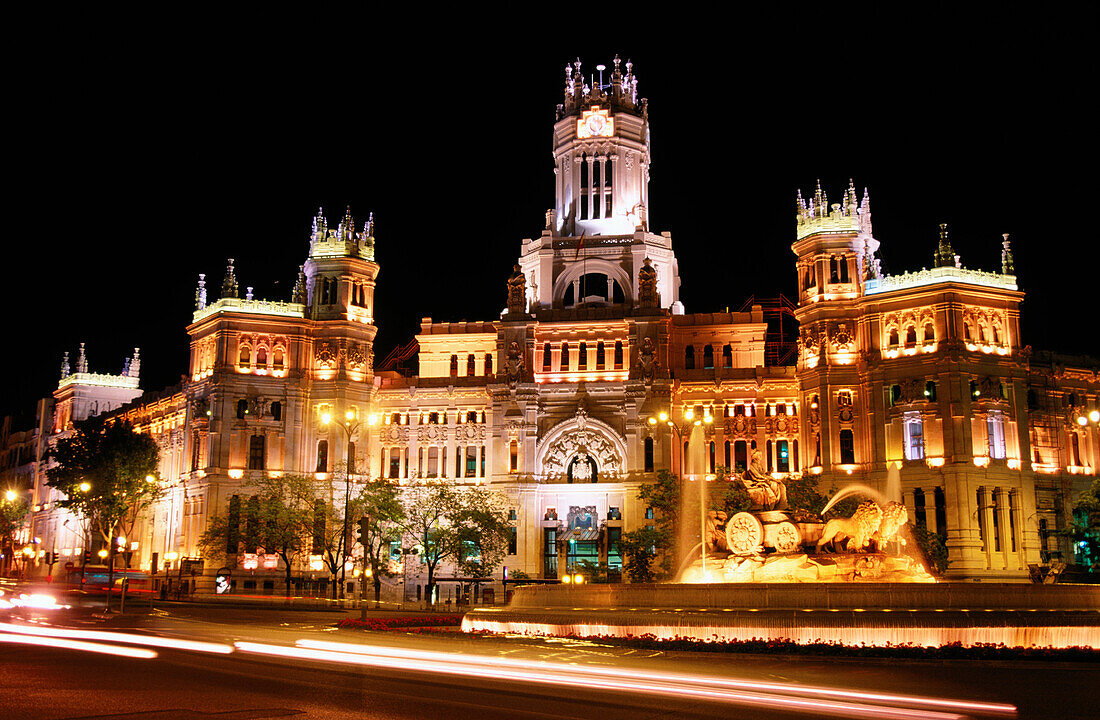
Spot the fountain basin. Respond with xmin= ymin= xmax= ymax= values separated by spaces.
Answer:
xmin=463 ymin=582 xmax=1100 ymax=649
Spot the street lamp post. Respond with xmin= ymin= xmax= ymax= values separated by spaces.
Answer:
xmin=321 ymin=409 xmax=377 ymax=601
xmin=647 ymin=407 xmax=714 ymax=577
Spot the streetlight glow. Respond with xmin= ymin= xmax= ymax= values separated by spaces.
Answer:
xmin=4 ymin=490 xmax=15 ymax=502
xmin=79 ymin=482 xmax=91 ymax=492
xmin=658 ymin=411 xmax=668 ymax=422
xmin=321 ymin=412 xmax=332 ymax=425
xmin=1091 ymin=410 xmax=1100 ymax=423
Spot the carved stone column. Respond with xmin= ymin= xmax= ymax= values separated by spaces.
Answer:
xmin=995 ymin=487 xmax=1011 ymax=570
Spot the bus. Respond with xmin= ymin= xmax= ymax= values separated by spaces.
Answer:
xmin=66 ymin=566 xmax=152 ymax=595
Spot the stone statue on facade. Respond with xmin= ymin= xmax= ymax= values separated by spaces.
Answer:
xmin=505 ymin=341 xmax=525 ymax=386
xmin=636 ymin=336 xmax=657 ymax=384
xmin=506 ymin=265 xmax=527 ymax=315
xmin=637 ymin=258 xmax=659 ymax=308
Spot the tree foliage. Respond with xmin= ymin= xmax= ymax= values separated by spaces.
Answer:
xmin=356 ymin=480 xmax=405 ymax=604
xmin=47 ymin=416 xmax=161 ymax=549
xmin=1063 ymin=477 xmax=1100 ymax=573
xmin=620 ymin=469 xmax=678 ymax=582
xmin=396 ymin=481 xmax=511 ymax=605
xmin=908 ymin=522 xmax=950 ymax=575
xmin=198 ymin=473 xmax=315 ymax=597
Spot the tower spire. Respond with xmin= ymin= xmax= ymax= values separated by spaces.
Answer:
xmin=1001 ymin=233 xmax=1014 ymax=274
xmin=60 ymin=351 xmax=70 ymax=380
xmin=934 ymin=223 xmax=958 ymax=268
xmin=221 ymin=258 xmax=239 ymax=299
xmin=76 ymin=342 xmax=88 ymax=374
xmin=194 ymin=273 xmax=207 ymax=310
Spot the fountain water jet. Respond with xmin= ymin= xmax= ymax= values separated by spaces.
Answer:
xmin=820 ymin=483 xmax=890 ymax=516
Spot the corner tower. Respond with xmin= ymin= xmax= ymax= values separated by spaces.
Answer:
xmin=519 ymin=57 xmax=680 ymax=313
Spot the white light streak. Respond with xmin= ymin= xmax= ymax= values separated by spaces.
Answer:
xmin=0 ymin=622 xmax=233 ymax=654
xmin=0 ymin=632 xmax=157 ymax=659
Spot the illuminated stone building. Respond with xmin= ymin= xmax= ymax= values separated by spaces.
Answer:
xmin=20 ymin=57 xmax=1098 ymax=591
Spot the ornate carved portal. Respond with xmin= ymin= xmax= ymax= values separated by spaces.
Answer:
xmin=538 ymin=413 xmax=626 ymax=483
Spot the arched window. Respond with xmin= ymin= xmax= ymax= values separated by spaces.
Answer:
xmin=905 ymin=326 xmax=917 ymax=348
xmin=238 ymin=345 xmax=251 ymax=368
xmin=237 ymin=399 xmax=248 ymax=419
xmin=256 ymin=347 xmax=268 ymax=367
xmin=992 ymin=324 xmax=1001 ymax=344
xmin=561 ymin=342 xmax=570 ymax=371
xmin=613 ymin=341 xmax=623 ymax=369
xmin=449 ymin=354 xmax=458 ymax=377
xmin=316 ymin=440 xmax=328 ymax=472
xmin=509 ymin=440 xmax=518 ymax=472
xmin=485 ymin=353 xmax=493 ymax=375
xmin=685 ymin=346 xmax=695 ymax=370
xmin=839 ymin=429 xmax=855 ymax=464
xmin=542 ymin=343 xmax=551 ymax=371
xmin=389 ymin=448 xmax=401 ymax=478
xmin=792 ymin=439 xmax=799 ymax=471
xmin=978 ymin=325 xmax=987 ymax=343
xmin=830 ymin=256 xmax=839 ymax=283
xmin=964 ymin=322 xmax=972 ymax=341
xmin=644 ymin=437 xmax=654 ymax=473
xmin=888 ymin=328 xmax=899 ymax=347
xmin=191 ymin=431 xmax=201 ymax=472
xmin=924 ymin=323 xmax=935 ymax=343
xmin=703 ymin=345 xmax=714 ymax=369
xmin=1071 ymin=433 xmax=1082 ymax=466
xmin=427 ymin=447 xmax=439 ymax=477
xmin=839 ymin=256 xmax=849 ymax=283
xmin=708 ymin=441 xmax=716 ymax=473
xmin=467 ymin=354 xmax=476 ymax=377
xmin=273 ymin=348 xmax=285 ymax=370
xmin=596 ymin=341 xmax=605 ymax=370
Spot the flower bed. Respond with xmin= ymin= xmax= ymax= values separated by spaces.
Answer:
xmin=337 ymin=615 xmax=464 ymax=631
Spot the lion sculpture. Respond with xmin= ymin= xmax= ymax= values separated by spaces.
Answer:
xmin=816 ymin=501 xmax=882 ymax=553
xmin=871 ymin=501 xmax=909 ymax=552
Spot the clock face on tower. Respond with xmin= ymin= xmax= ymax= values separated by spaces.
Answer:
xmin=577 ymin=106 xmax=614 ymax=139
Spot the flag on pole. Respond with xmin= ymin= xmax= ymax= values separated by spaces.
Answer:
xmin=574 ymin=232 xmax=586 ymax=261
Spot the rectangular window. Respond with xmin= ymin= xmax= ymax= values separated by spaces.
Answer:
xmin=427 ymin=447 xmax=439 ymax=477
xmin=316 ymin=440 xmax=328 ymax=472
xmin=607 ymin=527 xmax=622 ymax=572
xmin=903 ymin=415 xmax=925 ymax=460
xmin=734 ymin=440 xmax=748 ymax=473
xmin=777 ymin=440 xmax=790 ymax=473
xmin=389 ymin=448 xmax=401 ymax=479
xmin=466 ymin=446 xmax=477 ymax=477
xmin=987 ymin=413 xmax=1006 ymax=459
xmin=480 ymin=446 xmax=486 ymax=476
xmin=249 ymin=435 xmax=266 ymax=470
xmin=543 ymin=528 xmax=557 ymax=578
xmin=839 ymin=429 xmax=855 ymax=464
xmin=508 ymin=527 xmax=517 ymax=556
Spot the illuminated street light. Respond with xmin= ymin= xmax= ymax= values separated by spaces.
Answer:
xmin=97 ymin=549 xmax=109 ymax=559
xmin=4 ymin=490 xmax=15 ymax=502
xmin=145 ymin=474 xmax=157 ymax=484
xmin=78 ymin=482 xmax=91 ymax=493
xmin=1091 ymin=410 xmax=1100 ymax=423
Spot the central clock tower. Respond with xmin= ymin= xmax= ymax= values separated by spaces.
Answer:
xmin=552 ymin=56 xmax=650 ymax=238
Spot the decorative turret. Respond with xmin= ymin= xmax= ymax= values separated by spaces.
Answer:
xmin=795 ymin=179 xmax=872 ymax=240
xmin=934 ymin=224 xmax=960 ymax=268
xmin=60 ymin=351 xmax=70 ymax=380
xmin=128 ymin=348 xmax=141 ymax=378
xmin=308 ymin=207 xmax=375 ymax=261
xmin=1001 ymin=233 xmax=1015 ymax=275
xmin=221 ymin=259 xmax=239 ymax=299
xmin=76 ymin=342 xmax=88 ymax=373
xmin=557 ymin=54 xmax=645 ymax=122
xmin=292 ymin=265 xmax=307 ymax=304
xmin=194 ymin=273 xmax=207 ymax=310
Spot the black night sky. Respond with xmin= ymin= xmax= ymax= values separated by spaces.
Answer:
xmin=5 ymin=10 xmax=1097 ymax=423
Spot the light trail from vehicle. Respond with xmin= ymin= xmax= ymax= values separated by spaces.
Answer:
xmin=0 ymin=632 xmax=157 ymax=659
xmin=236 ymin=639 xmax=972 ymax=720
xmin=0 ymin=622 xmax=234 ymax=654
xmin=295 ymin=638 xmax=1017 ymax=718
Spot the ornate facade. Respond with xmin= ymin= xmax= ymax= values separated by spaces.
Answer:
xmin=18 ymin=57 xmax=1098 ymax=593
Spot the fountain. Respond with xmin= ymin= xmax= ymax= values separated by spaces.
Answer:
xmin=465 ymin=469 xmax=1100 ymax=649
xmin=679 ymin=471 xmax=933 ymax=584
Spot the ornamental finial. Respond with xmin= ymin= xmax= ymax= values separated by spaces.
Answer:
xmin=1001 ymin=233 xmax=1014 ymax=274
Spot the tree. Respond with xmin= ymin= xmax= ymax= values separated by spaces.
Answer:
xmin=396 ymin=481 xmax=511 ymax=606
xmin=48 ymin=416 xmax=162 ymax=555
xmin=1063 ymin=477 xmax=1100 ymax=573
xmin=356 ymin=481 xmax=404 ymax=605
xmin=198 ymin=473 xmax=314 ymax=597
xmin=0 ymin=491 xmax=30 ymax=577
xmin=620 ymin=469 xmax=678 ymax=582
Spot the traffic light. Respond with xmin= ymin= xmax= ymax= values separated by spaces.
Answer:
xmin=357 ymin=515 xmax=370 ymax=548
xmin=83 ymin=550 xmax=92 ymax=565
